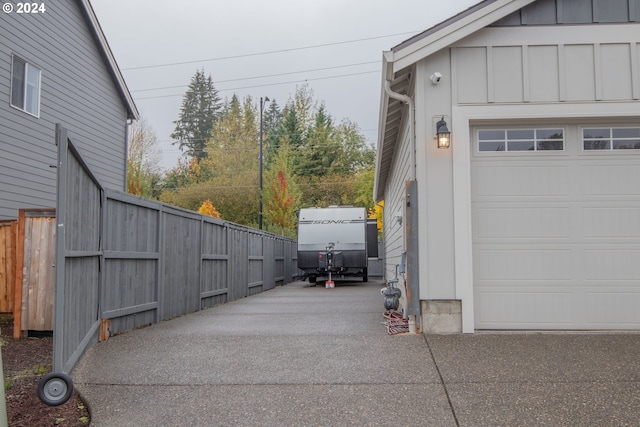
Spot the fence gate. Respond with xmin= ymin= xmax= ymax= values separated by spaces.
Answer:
xmin=15 ymin=209 xmax=56 ymax=335
xmin=53 ymin=125 xmax=103 ymax=374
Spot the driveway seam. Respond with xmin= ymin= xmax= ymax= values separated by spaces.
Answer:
xmin=424 ymin=335 xmax=460 ymax=427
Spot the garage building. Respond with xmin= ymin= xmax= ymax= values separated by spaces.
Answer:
xmin=374 ymin=0 xmax=640 ymax=332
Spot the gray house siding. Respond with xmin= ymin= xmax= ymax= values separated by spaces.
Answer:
xmin=452 ymin=24 xmax=639 ymax=104
xmin=0 ymin=0 xmax=131 ymax=220
xmin=493 ymin=0 xmax=640 ymax=26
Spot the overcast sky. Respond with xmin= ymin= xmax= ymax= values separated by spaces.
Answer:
xmin=91 ymin=0 xmax=479 ymax=170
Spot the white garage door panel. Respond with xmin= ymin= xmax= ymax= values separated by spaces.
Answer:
xmin=472 ymin=127 xmax=640 ymax=330
xmin=475 ymin=248 xmax=572 ymax=280
xmin=473 ymin=164 xmax=570 ymax=197
xmin=478 ymin=289 xmax=640 ymax=328
xmin=586 ymin=292 xmax=640 ymax=325
xmin=583 ymin=248 xmax=640 ymax=280
xmin=581 ymin=164 xmax=640 ymax=195
xmin=477 ymin=290 xmax=574 ymax=327
xmin=583 ymin=207 xmax=640 ymax=237
xmin=475 ymin=207 xmax=570 ymax=238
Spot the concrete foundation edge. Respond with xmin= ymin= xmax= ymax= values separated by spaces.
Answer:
xmin=421 ymin=300 xmax=462 ymax=334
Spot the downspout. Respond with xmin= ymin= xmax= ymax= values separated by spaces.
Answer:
xmin=383 ymin=79 xmax=419 ymax=334
xmin=384 ymin=80 xmax=416 ymax=181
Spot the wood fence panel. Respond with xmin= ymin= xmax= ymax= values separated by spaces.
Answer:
xmin=161 ymin=209 xmax=201 ymax=319
xmin=247 ymin=232 xmax=263 ymax=295
xmin=231 ymin=228 xmax=248 ymax=300
xmin=102 ymin=194 xmax=159 ymax=334
xmin=23 ymin=215 xmax=56 ymax=331
xmin=201 ymin=221 xmax=229 ymax=309
xmin=263 ymin=237 xmax=275 ymax=291
xmin=274 ymin=239 xmax=285 ymax=284
xmin=0 ymin=221 xmax=16 ymax=314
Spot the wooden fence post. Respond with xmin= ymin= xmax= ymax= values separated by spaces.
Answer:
xmin=13 ymin=210 xmax=26 ymax=338
xmin=0 ymin=221 xmax=17 ymax=315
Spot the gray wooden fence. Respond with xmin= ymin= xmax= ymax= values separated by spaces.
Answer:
xmin=54 ymin=125 xmax=298 ymax=374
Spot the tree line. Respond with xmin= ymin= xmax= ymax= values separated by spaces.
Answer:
xmin=127 ymin=69 xmax=379 ymax=237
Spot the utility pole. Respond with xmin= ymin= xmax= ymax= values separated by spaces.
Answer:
xmin=259 ymin=96 xmax=270 ymax=230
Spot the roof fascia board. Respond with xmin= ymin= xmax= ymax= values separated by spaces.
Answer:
xmin=80 ymin=0 xmax=139 ymax=120
xmin=390 ymin=0 xmax=537 ymax=74
xmin=373 ymin=52 xmax=394 ymax=201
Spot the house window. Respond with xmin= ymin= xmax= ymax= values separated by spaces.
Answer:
xmin=583 ymin=127 xmax=640 ymax=150
xmin=10 ymin=55 xmax=41 ymax=117
xmin=478 ymin=129 xmax=564 ymax=152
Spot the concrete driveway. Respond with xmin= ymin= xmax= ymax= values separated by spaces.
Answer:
xmin=71 ymin=279 xmax=640 ymax=426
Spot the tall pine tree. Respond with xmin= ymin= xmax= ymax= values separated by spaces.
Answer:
xmin=297 ymin=104 xmax=336 ymax=177
xmin=171 ymin=69 xmax=222 ymax=160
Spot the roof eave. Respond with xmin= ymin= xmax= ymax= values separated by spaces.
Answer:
xmin=80 ymin=0 xmax=139 ymax=121
xmin=390 ymin=0 xmax=537 ymax=74
xmin=373 ymin=52 xmax=394 ymax=202
xmin=374 ymin=0 xmax=538 ymax=201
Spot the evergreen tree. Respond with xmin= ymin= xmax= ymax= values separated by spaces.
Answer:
xmin=263 ymin=99 xmax=281 ymax=139
xmin=262 ymin=100 xmax=281 ymax=163
xmin=266 ymin=85 xmax=315 ymax=169
xmin=329 ymin=119 xmax=375 ymax=176
xmin=297 ymin=104 xmax=336 ymax=177
xmin=171 ymin=69 xmax=222 ymax=160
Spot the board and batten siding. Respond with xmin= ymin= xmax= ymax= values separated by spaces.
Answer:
xmin=493 ymin=0 xmax=640 ymax=26
xmin=0 ymin=0 xmax=130 ymax=220
xmin=413 ymin=51 xmax=457 ymax=301
xmin=452 ymin=24 xmax=640 ymax=105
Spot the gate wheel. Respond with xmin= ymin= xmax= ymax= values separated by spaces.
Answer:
xmin=38 ymin=372 xmax=74 ymax=406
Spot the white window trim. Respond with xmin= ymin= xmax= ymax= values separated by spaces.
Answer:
xmin=581 ymin=126 xmax=640 ymax=152
xmin=474 ymin=127 xmax=566 ymax=156
xmin=10 ymin=54 xmax=41 ymax=118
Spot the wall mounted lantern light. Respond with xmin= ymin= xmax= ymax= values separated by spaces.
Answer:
xmin=436 ymin=116 xmax=451 ymax=149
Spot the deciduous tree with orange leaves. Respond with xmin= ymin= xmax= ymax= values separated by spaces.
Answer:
xmin=264 ymin=143 xmax=300 ymax=236
xmin=198 ymin=199 xmax=221 ymax=218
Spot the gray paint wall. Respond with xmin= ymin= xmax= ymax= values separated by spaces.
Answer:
xmin=416 ymin=50 xmax=456 ymax=301
xmin=494 ymin=0 xmax=640 ymax=26
xmin=453 ymin=24 xmax=640 ymax=104
xmin=0 ymin=0 xmax=129 ymax=220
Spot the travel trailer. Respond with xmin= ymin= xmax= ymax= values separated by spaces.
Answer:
xmin=297 ymin=206 xmax=377 ymax=283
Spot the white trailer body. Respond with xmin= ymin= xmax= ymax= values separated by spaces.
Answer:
xmin=297 ymin=206 xmax=371 ymax=282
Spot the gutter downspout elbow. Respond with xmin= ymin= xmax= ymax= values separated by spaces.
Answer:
xmin=384 ymin=80 xmax=416 ymax=181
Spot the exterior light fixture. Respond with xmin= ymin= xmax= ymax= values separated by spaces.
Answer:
xmin=436 ymin=116 xmax=451 ymax=149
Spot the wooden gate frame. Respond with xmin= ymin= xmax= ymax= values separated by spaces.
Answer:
xmin=13 ymin=209 xmax=56 ymax=338
xmin=54 ymin=124 xmax=104 ymax=374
